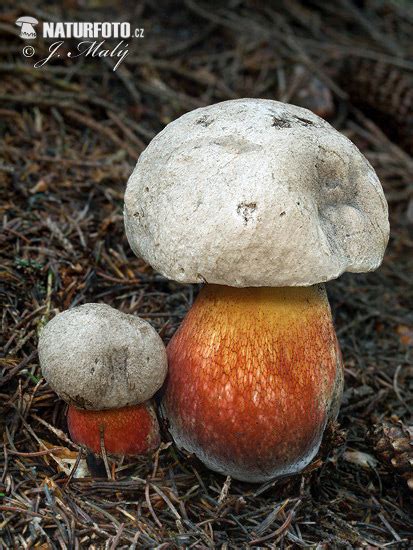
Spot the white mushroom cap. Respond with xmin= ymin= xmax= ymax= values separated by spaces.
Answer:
xmin=124 ymin=99 xmax=389 ymax=287
xmin=38 ymin=303 xmax=167 ymax=410
xmin=15 ymin=16 xmax=38 ymax=25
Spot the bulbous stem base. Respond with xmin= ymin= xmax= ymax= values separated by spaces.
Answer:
xmin=67 ymin=401 xmax=160 ymax=456
xmin=162 ymin=284 xmax=343 ymax=482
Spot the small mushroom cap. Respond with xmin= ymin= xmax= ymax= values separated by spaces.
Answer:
xmin=38 ymin=303 xmax=167 ymax=410
xmin=15 ymin=16 xmax=38 ymax=24
xmin=124 ymin=99 xmax=389 ymax=287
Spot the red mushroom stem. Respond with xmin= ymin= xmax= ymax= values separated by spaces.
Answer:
xmin=67 ymin=401 xmax=160 ymax=456
xmin=162 ymin=284 xmax=343 ymax=482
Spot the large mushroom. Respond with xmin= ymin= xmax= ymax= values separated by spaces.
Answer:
xmin=38 ymin=303 xmax=167 ymax=456
xmin=124 ymin=99 xmax=389 ymax=482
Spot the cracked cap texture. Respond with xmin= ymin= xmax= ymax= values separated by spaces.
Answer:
xmin=124 ymin=98 xmax=389 ymax=287
xmin=38 ymin=303 xmax=167 ymax=410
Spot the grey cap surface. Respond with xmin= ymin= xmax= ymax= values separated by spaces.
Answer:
xmin=38 ymin=303 xmax=167 ymax=410
xmin=124 ymin=99 xmax=389 ymax=287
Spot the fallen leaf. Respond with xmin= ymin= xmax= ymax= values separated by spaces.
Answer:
xmin=344 ymin=450 xmax=378 ymax=469
xmin=396 ymin=325 xmax=413 ymax=346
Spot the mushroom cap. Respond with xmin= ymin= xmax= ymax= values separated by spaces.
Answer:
xmin=15 ymin=16 xmax=38 ymax=24
xmin=38 ymin=303 xmax=167 ymax=410
xmin=124 ymin=99 xmax=389 ymax=287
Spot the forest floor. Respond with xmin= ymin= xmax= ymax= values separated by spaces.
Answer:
xmin=1 ymin=1 xmax=413 ymax=547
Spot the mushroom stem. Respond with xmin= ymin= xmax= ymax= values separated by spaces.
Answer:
xmin=67 ymin=402 xmax=160 ymax=456
xmin=162 ymin=284 xmax=343 ymax=482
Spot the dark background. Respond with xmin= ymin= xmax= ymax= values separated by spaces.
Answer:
xmin=1 ymin=1 xmax=412 ymax=547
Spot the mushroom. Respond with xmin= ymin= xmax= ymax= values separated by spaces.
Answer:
xmin=15 ymin=16 xmax=38 ymax=39
xmin=38 ymin=303 xmax=167 ymax=456
xmin=124 ymin=99 xmax=389 ymax=482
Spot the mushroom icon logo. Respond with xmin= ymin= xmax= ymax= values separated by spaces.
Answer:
xmin=15 ymin=16 xmax=38 ymax=39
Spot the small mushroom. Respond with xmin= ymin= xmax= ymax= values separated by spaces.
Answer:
xmin=15 ymin=16 xmax=38 ymax=39
xmin=38 ymin=303 xmax=167 ymax=456
xmin=124 ymin=99 xmax=389 ymax=482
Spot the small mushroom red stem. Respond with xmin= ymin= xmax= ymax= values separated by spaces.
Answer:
xmin=67 ymin=401 xmax=160 ymax=456
xmin=162 ymin=284 xmax=343 ymax=482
